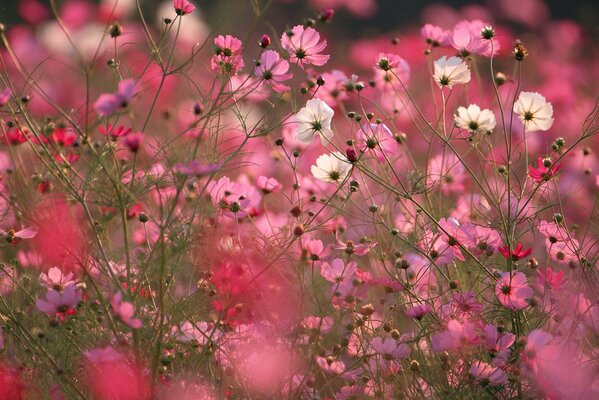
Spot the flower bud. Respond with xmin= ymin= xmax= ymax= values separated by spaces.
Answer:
xmin=259 ymin=34 xmax=271 ymax=48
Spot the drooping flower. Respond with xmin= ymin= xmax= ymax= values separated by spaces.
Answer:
xmin=211 ymin=35 xmax=244 ymax=75
xmin=311 ymin=152 xmax=352 ymax=183
xmin=421 ymin=24 xmax=451 ymax=47
xmin=173 ymin=0 xmax=195 ymax=15
xmin=469 ymin=361 xmax=508 ymax=386
xmin=0 ymin=226 xmax=38 ymax=244
xmin=454 ymin=104 xmax=496 ymax=134
xmin=495 ymin=272 xmax=533 ymax=310
xmin=255 ymin=50 xmax=292 ymax=93
xmin=528 ymin=157 xmax=562 ymax=183
xmin=513 ymin=92 xmax=554 ymax=132
xmin=94 ymin=79 xmax=136 ymax=116
xmin=281 ymin=25 xmax=329 ymax=69
xmin=374 ymin=53 xmax=410 ymax=88
xmin=433 ymin=56 xmax=471 ymax=88
xmin=295 ymin=98 xmax=334 ymax=145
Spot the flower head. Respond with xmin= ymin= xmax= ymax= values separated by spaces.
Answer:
xmin=495 ymin=272 xmax=533 ymax=310
xmin=255 ymin=50 xmax=292 ymax=93
xmin=211 ymin=35 xmax=244 ymax=75
xmin=281 ymin=25 xmax=329 ymax=69
xmin=454 ymin=104 xmax=496 ymax=134
xmin=94 ymin=79 xmax=136 ymax=116
xmin=498 ymin=243 xmax=532 ymax=261
xmin=311 ymin=152 xmax=352 ymax=183
xmin=433 ymin=56 xmax=471 ymax=88
xmin=528 ymin=157 xmax=562 ymax=183
xmin=513 ymin=92 xmax=554 ymax=132
xmin=295 ymin=99 xmax=334 ymax=145
xmin=173 ymin=0 xmax=195 ymax=15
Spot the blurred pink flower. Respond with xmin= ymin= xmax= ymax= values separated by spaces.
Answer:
xmin=495 ymin=272 xmax=532 ymax=310
xmin=173 ymin=0 xmax=195 ymax=15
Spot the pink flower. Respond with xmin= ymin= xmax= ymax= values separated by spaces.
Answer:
xmin=460 ymin=224 xmax=502 ymax=255
xmin=534 ymin=267 xmax=566 ymax=293
xmin=301 ymin=316 xmax=334 ymax=333
xmin=281 ymin=25 xmax=329 ymax=69
xmin=111 ymin=292 xmax=142 ymax=329
xmin=357 ymin=123 xmax=397 ymax=162
xmin=0 ymin=226 xmax=38 ymax=245
xmin=211 ymin=35 xmax=244 ymax=75
xmin=420 ymin=24 xmax=451 ymax=47
xmin=469 ymin=361 xmax=508 ymax=386
xmin=98 ymin=124 xmax=131 ymax=141
xmin=521 ymin=329 xmax=556 ymax=374
xmin=333 ymin=234 xmax=377 ymax=256
xmin=374 ymin=53 xmax=410 ymax=88
xmin=256 ymin=175 xmax=282 ymax=193
xmin=122 ymin=132 xmax=144 ymax=152
xmin=431 ymin=319 xmax=481 ymax=352
xmin=36 ymin=285 xmax=82 ymax=317
xmin=405 ymin=303 xmax=432 ymax=320
xmin=39 ymin=267 xmax=75 ymax=291
xmin=175 ymin=160 xmax=221 ymax=177
xmin=173 ymin=0 xmax=195 ymax=15
xmin=315 ymin=356 xmax=345 ymax=374
xmin=495 ymin=272 xmax=532 ymax=310
xmin=50 ymin=127 xmax=78 ymax=147
xmin=528 ymin=157 xmax=562 ymax=183
xmin=427 ymin=154 xmax=466 ymax=195
xmin=320 ymin=258 xmax=356 ymax=283
xmin=255 ymin=50 xmax=292 ymax=93
xmin=370 ymin=337 xmax=409 ymax=359
xmin=207 ymin=176 xmax=261 ymax=218
xmin=302 ymin=238 xmax=330 ymax=261
xmin=94 ymin=79 xmax=136 ymax=116
xmin=450 ymin=20 xmax=498 ymax=57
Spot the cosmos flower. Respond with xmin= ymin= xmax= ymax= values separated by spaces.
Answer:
xmin=255 ymin=50 xmax=292 ymax=93
xmin=281 ymin=25 xmax=329 ymax=69
xmin=311 ymin=152 xmax=352 ymax=183
xmin=433 ymin=56 xmax=471 ymax=88
xmin=211 ymin=35 xmax=244 ymax=75
xmin=94 ymin=79 xmax=136 ymax=116
xmin=295 ymin=99 xmax=335 ymax=145
xmin=454 ymin=104 xmax=496 ymax=134
xmin=173 ymin=0 xmax=195 ymax=15
xmin=513 ymin=92 xmax=554 ymax=132
xmin=495 ymin=272 xmax=533 ymax=310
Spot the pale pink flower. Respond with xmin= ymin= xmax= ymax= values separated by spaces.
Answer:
xmin=420 ymin=24 xmax=451 ymax=47
xmin=495 ymin=272 xmax=533 ymax=310
xmin=370 ymin=337 xmax=409 ymax=359
xmin=469 ymin=361 xmax=508 ymax=386
xmin=256 ymin=175 xmax=282 ymax=193
xmin=39 ymin=267 xmax=75 ymax=291
xmin=315 ymin=356 xmax=345 ymax=374
xmin=301 ymin=316 xmax=334 ymax=333
xmin=0 ymin=88 xmax=11 ymax=107
xmin=451 ymin=20 xmax=498 ymax=57
xmin=320 ymin=258 xmax=357 ymax=283
xmin=111 ymin=292 xmax=142 ymax=329
xmin=459 ymin=223 xmax=502 ymax=255
xmin=405 ymin=303 xmax=432 ymax=320
xmin=513 ymin=92 xmax=554 ymax=132
xmin=255 ymin=50 xmax=292 ymax=93
xmin=281 ymin=25 xmax=329 ymax=69
xmin=433 ymin=56 xmax=471 ymax=88
xmin=333 ymin=234 xmax=376 ymax=256
xmin=94 ymin=79 xmax=136 ymax=116
xmin=534 ymin=267 xmax=566 ymax=293
xmin=302 ymin=238 xmax=330 ymax=261
xmin=427 ymin=154 xmax=466 ymax=194
xmin=431 ymin=319 xmax=481 ymax=352
xmin=0 ymin=226 xmax=38 ymax=244
xmin=357 ymin=123 xmax=397 ymax=162
xmin=483 ymin=324 xmax=515 ymax=357
xmin=176 ymin=321 xmax=218 ymax=346
xmin=374 ymin=53 xmax=410 ymax=88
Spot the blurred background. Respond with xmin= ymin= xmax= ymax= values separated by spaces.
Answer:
xmin=1 ymin=0 xmax=598 ymax=38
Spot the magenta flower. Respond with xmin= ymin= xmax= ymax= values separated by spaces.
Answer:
xmin=122 ymin=132 xmax=144 ymax=152
xmin=405 ymin=303 xmax=432 ymax=320
xmin=111 ymin=292 xmax=142 ymax=329
xmin=94 ymin=79 xmax=136 ymax=116
xmin=495 ymin=272 xmax=533 ymax=310
xmin=498 ymin=243 xmax=532 ymax=261
xmin=36 ymin=285 xmax=82 ymax=317
xmin=173 ymin=0 xmax=195 ymax=15
xmin=528 ymin=157 xmax=562 ymax=183
xmin=281 ymin=25 xmax=329 ymax=69
xmin=211 ymin=35 xmax=244 ymax=75
xmin=255 ymin=50 xmax=292 ymax=93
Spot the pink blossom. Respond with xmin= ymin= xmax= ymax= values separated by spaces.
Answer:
xmin=0 ymin=226 xmax=39 ymax=245
xmin=173 ymin=0 xmax=195 ymax=15
xmin=431 ymin=319 xmax=481 ymax=352
xmin=374 ymin=53 xmax=410 ymax=88
xmin=469 ymin=361 xmax=508 ymax=386
xmin=320 ymin=258 xmax=356 ymax=283
xmin=315 ymin=355 xmax=345 ymax=374
xmin=420 ymin=24 xmax=451 ymax=46
xmin=405 ymin=303 xmax=432 ymax=320
xmin=528 ymin=157 xmax=562 ymax=183
xmin=534 ymin=267 xmax=566 ymax=293
xmin=495 ymin=272 xmax=533 ymax=310
xmin=39 ymin=267 xmax=75 ymax=291
xmin=94 ymin=79 xmax=136 ymax=116
xmin=333 ymin=234 xmax=377 ymax=256
xmin=302 ymin=238 xmax=330 ymax=261
xmin=0 ymin=88 xmax=11 ymax=107
xmin=207 ymin=176 xmax=261 ymax=218
xmin=111 ymin=292 xmax=142 ymax=329
xmin=281 ymin=25 xmax=329 ymax=69
xmin=256 ymin=175 xmax=282 ymax=193
xmin=211 ymin=35 xmax=244 ymax=75
xmin=255 ymin=50 xmax=292 ymax=93
xmin=450 ymin=20 xmax=498 ymax=57
xmin=460 ymin=223 xmax=502 ymax=255
xmin=36 ymin=285 xmax=82 ymax=317
xmin=358 ymin=123 xmax=397 ymax=162
xmin=370 ymin=337 xmax=409 ymax=359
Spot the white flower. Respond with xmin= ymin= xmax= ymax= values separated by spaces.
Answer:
xmin=513 ymin=92 xmax=554 ymax=132
xmin=295 ymin=99 xmax=334 ymax=145
xmin=433 ymin=56 xmax=471 ymax=88
xmin=311 ymin=152 xmax=352 ymax=183
xmin=454 ymin=104 xmax=496 ymax=134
